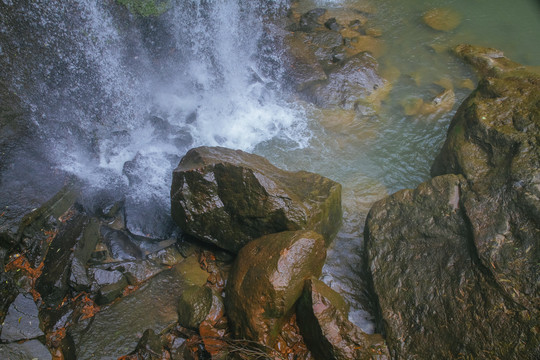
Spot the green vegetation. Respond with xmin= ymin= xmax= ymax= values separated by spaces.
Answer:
xmin=116 ymin=0 xmax=171 ymax=17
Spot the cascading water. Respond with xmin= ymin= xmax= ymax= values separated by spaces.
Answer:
xmin=0 ymin=0 xmax=308 ymax=237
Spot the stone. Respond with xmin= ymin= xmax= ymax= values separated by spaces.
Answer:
xmin=100 ymin=226 xmax=143 ymax=260
xmin=131 ymin=329 xmax=164 ymax=360
xmin=301 ymin=52 xmax=389 ymax=111
xmin=96 ymin=275 xmax=128 ymax=305
xmin=225 ymin=230 xmax=326 ymax=346
xmin=35 ymin=209 xmax=87 ymax=306
xmin=365 ymin=48 xmax=539 ymax=359
xmin=0 ymin=339 xmax=52 ymax=360
xmin=298 ymin=8 xmax=327 ymax=32
xmin=284 ymin=32 xmax=327 ymax=91
xmin=1 ymin=293 xmax=43 ymax=342
xmin=177 ymin=285 xmax=213 ymax=330
xmin=171 ymin=146 xmax=342 ymax=252
xmin=422 ymin=8 xmax=461 ymax=32
xmin=69 ymin=255 xmax=207 ymax=360
xmin=69 ymin=257 xmax=91 ymax=291
xmin=297 ymin=278 xmax=389 ymax=360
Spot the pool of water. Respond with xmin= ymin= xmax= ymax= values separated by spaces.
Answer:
xmin=0 ymin=0 xmax=538 ymax=334
xmin=254 ymin=0 xmax=540 ymax=331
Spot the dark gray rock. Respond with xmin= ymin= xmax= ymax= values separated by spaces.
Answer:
xmin=0 ymin=339 xmax=52 ymax=360
xmin=69 ymin=257 xmax=91 ymax=291
xmin=171 ymin=146 xmax=342 ymax=253
xmin=35 ymin=210 xmax=87 ymax=306
xmin=0 ymin=293 xmax=43 ymax=342
xmin=69 ymin=255 xmax=208 ymax=360
xmin=96 ymin=275 xmax=128 ymax=305
xmin=100 ymin=226 xmax=143 ymax=260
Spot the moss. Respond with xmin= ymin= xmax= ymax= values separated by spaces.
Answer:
xmin=116 ymin=0 xmax=171 ymax=17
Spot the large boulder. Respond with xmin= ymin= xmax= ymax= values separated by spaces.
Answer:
xmin=364 ymin=46 xmax=540 ymax=359
xmin=297 ymin=277 xmax=389 ymax=360
xmin=225 ymin=230 xmax=326 ymax=346
xmin=171 ymin=146 xmax=342 ymax=252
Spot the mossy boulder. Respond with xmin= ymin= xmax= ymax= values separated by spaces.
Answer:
xmin=171 ymin=146 xmax=342 ymax=253
xmin=365 ymin=46 xmax=540 ymax=359
xmin=225 ymin=230 xmax=326 ymax=346
xmin=177 ymin=285 xmax=213 ymax=330
xmin=297 ymin=277 xmax=389 ymax=360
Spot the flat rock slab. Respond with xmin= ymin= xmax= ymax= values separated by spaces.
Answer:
xmin=69 ymin=255 xmax=208 ymax=360
xmin=0 ymin=339 xmax=52 ymax=360
xmin=1 ymin=293 xmax=43 ymax=342
xmin=171 ymin=146 xmax=342 ymax=252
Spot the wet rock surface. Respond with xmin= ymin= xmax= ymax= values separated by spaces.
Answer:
xmin=69 ymin=256 xmax=208 ymax=360
xmin=225 ymin=230 xmax=326 ymax=346
xmin=365 ymin=47 xmax=540 ymax=359
xmin=171 ymin=146 xmax=342 ymax=252
xmin=0 ymin=339 xmax=52 ymax=360
xmin=282 ymin=5 xmax=390 ymax=114
xmin=297 ymin=277 xmax=389 ymax=360
xmin=1 ymin=293 xmax=43 ymax=342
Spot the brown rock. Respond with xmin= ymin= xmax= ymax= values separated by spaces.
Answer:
xmin=422 ymin=8 xmax=461 ymax=32
xmin=225 ymin=230 xmax=327 ymax=346
xmin=171 ymin=146 xmax=342 ymax=253
xmin=297 ymin=277 xmax=389 ymax=360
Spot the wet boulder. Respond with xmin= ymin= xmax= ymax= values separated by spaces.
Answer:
xmin=431 ymin=46 xmax=540 ymax=316
xmin=365 ymin=47 xmax=540 ymax=358
xmin=225 ymin=230 xmax=326 ymax=346
xmin=177 ymin=285 xmax=213 ymax=330
xmin=283 ymin=32 xmax=328 ymax=91
xmin=297 ymin=278 xmax=389 ymax=360
xmin=171 ymin=146 xmax=342 ymax=253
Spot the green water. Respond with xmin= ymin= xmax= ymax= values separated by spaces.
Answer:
xmin=255 ymin=0 xmax=540 ymax=330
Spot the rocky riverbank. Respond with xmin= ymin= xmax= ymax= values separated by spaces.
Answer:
xmin=365 ymin=45 xmax=540 ymax=359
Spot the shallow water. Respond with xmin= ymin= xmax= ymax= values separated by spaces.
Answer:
xmin=1 ymin=0 xmax=538 ymax=333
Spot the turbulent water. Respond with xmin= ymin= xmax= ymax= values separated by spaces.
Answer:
xmin=1 ymin=0 xmax=539 ymax=331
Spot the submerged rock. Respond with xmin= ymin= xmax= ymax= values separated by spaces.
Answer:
xmin=171 ymin=146 xmax=342 ymax=252
xmin=301 ymin=52 xmax=389 ymax=112
xmin=422 ymin=8 xmax=461 ymax=32
xmin=225 ymin=230 xmax=326 ymax=346
xmin=365 ymin=46 xmax=540 ymax=358
xmin=297 ymin=277 xmax=389 ymax=360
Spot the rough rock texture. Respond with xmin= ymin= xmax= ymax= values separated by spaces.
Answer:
xmin=171 ymin=146 xmax=342 ymax=252
xmin=297 ymin=277 xmax=389 ymax=360
xmin=301 ymin=52 xmax=389 ymax=111
xmin=365 ymin=46 xmax=540 ymax=359
xmin=69 ymin=255 xmax=208 ymax=360
xmin=0 ymin=340 xmax=52 ymax=360
xmin=0 ymin=293 xmax=44 ymax=342
xmin=225 ymin=230 xmax=326 ymax=346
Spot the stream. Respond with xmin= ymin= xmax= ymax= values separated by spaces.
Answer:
xmin=1 ymin=0 xmax=539 ymax=334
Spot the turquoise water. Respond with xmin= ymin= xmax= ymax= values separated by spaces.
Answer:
xmin=254 ymin=0 xmax=540 ymax=331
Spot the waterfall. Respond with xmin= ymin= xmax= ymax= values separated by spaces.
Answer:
xmin=0 ymin=0 xmax=308 ymax=237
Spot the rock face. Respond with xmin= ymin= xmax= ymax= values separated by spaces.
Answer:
xmin=1 ymin=293 xmax=44 ymax=342
xmin=297 ymin=277 xmax=389 ymax=360
xmin=171 ymin=146 xmax=342 ymax=252
xmin=365 ymin=46 xmax=540 ymax=359
xmin=225 ymin=230 xmax=326 ymax=346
